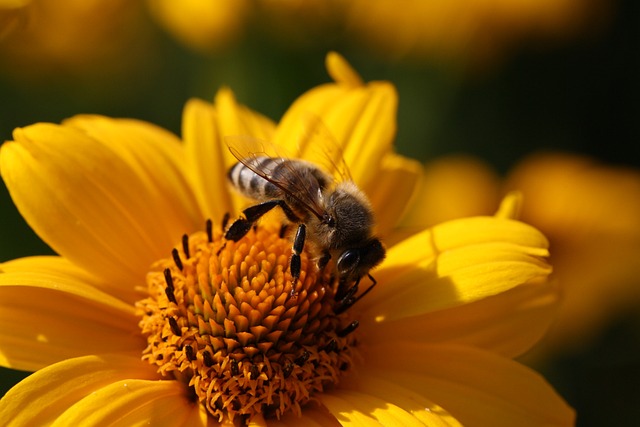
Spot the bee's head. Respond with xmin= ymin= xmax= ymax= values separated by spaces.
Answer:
xmin=336 ymin=238 xmax=385 ymax=282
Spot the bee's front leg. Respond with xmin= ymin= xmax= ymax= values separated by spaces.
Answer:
xmin=225 ymin=199 xmax=296 ymax=241
xmin=289 ymin=224 xmax=306 ymax=294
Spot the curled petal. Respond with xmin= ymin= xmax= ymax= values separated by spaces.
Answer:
xmin=334 ymin=375 xmax=463 ymax=426
xmin=183 ymin=89 xmax=276 ymax=219
xmin=1 ymin=121 xmax=198 ymax=284
xmin=52 ymin=379 xmax=196 ymax=427
xmin=361 ymin=279 xmax=559 ymax=358
xmin=365 ymin=152 xmax=422 ymax=237
xmin=274 ymin=53 xmax=397 ymax=189
xmin=362 ymin=217 xmax=550 ymax=318
xmin=0 ymin=257 xmax=142 ymax=371
xmin=364 ymin=342 xmax=575 ymax=427
xmin=0 ymin=354 xmax=160 ymax=427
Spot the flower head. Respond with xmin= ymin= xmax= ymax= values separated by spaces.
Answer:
xmin=0 ymin=53 xmax=574 ymax=425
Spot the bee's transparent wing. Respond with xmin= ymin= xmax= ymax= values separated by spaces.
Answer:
xmin=226 ymin=136 xmax=328 ymax=221
xmin=288 ymin=113 xmax=354 ymax=183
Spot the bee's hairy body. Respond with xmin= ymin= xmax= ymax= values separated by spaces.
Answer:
xmin=226 ymin=155 xmax=385 ymax=305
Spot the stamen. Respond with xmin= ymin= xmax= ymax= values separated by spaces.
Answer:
xmin=185 ymin=344 xmax=196 ymax=361
xmin=164 ymin=286 xmax=177 ymax=304
xmin=294 ymin=350 xmax=310 ymax=366
xmin=203 ymin=350 xmax=214 ymax=367
xmin=279 ymin=224 xmax=288 ymax=238
xmin=206 ymin=219 xmax=213 ymax=243
xmin=230 ymin=359 xmax=240 ymax=376
xmin=182 ymin=234 xmax=190 ymax=259
xmin=337 ymin=320 xmax=359 ymax=337
xmin=321 ymin=339 xmax=338 ymax=353
xmin=171 ymin=248 xmax=183 ymax=270
xmin=163 ymin=268 xmax=174 ymax=291
xmin=168 ymin=317 xmax=181 ymax=336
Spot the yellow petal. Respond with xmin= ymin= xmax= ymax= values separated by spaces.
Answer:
xmin=271 ymin=405 xmax=341 ymax=427
xmin=0 ymin=354 xmax=160 ymax=427
xmin=364 ymin=342 xmax=575 ymax=427
xmin=0 ymin=257 xmax=142 ymax=371
xmin=340 ymin=375 xmax=462 ymax=426
xmin=64 ymin=114 xmax=203 ymax=234
xmin=494 ymin=191 xmax=523 ymax=220
xmin=365 ymin=152 xmax=422 ymax=237
xmin=361 ymin=280 xmax=559 ymax=358
xmin=326 ymin=51 xmax=364 ymax=88
xmin=274 ymin=56 xmax=397 ymax=189
xmin=183 ymin=89 xmax=276 ymax=219
xmin=52 ymin=379 xmax=194 ymax=427
xmin=1 ymin=122 xmax=195 ymax=285
xmin=361 ymin=217 xmax=550 ymax=318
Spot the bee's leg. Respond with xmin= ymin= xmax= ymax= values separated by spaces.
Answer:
xmin=290 ymin=224 xmax=306 ymax=289
xmin=225 ymin=200 xmax=298 ymax=241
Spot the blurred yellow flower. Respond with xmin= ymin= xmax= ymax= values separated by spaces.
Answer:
xmin=144 ymin=0 xmax=607 ymax=63
xmin=0 ymin=54 xmax=573 ymax=425
xmin=1 ymin=0 xmax=608 ymax=72
xmin=344 ymin=0 xmax=609 ymax=64
xmin=145 ymin=0 xmax=251 ymax=53
xmin=408 ymin=153 xmax=640 ymax=355
xmin=506 ymin=153 xmax=640 ymax=353
xmin=0 ymin=0 xmax=151 ymax=79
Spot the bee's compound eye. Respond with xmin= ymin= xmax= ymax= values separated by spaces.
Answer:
xmin=337 ymin=250 xmax=360 ymax=275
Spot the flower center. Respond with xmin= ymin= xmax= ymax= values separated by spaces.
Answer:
xmin=137 ymin=220 xmax=358 ymax=422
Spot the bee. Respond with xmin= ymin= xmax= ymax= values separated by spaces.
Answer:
xmin=225 ymin=149 xmax=385 ymax=306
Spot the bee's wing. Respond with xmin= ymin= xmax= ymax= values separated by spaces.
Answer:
xmin=293 ymin=113 xmax=354 ymax=183
xmin=226 ymin=137 xmax=328 ymax=221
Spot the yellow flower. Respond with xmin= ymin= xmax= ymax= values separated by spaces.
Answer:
xmin=0 ymin=53 xmax=574 ymax=425
xmin=0 ymin=0 xmax=150 ymax=79
xmin=408 ymin=153 xmax=640 ymax=356
xmin=143 ymin=0 xmax=605 ymax=63
xmin=506 ymin=153 xmax=640 ymax=354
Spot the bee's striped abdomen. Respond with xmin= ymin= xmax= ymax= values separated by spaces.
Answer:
xmin=228 ymin=156 xmax=282 ymax=200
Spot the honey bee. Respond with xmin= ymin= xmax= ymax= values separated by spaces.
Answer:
xmin=225 ymin=148 xmax=385 ymax=306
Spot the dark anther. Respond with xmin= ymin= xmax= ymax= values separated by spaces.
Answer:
xmin=222 ymin=212 xmax=230 ymax=230
xmin=334 ymin=297 xmax=355 ymax=315
xmin=185 ymin=345 xmax=196 ymax=361
xmin=206 ymin=218 xmax=213 ymax=243
xmin=171 ymin=248 xmax=183 ymax=270
xmin=185 ymin=385 xmax=198 ymax=403
xmin=168 ymin=317 xmax=182 ymax=336
xmin=294 ymin=350 xmax=310 ymax=366
xmin=321 ymin=339 xmax=337 ymax=353
xmin=252 ymin=224 xmax=258 ymax=233
xmin=337 ymin=320 xmax=359 ymax=337
xmin=250 ymin=364 xmax=260 ymax=380
xmin=214 ymin=397 xmax=224 ymax=410
xmin=279 ymin=223 xmax=288 ymax=238
xmin=163 ymin=268 xmax=174 ymax=291
xmin=282 ymin=359 xmax=294 ymax=378
xmin=182 ymin=234 xmax=190 ymax=259
xmin=203 ymin=350 xmax=214 ymax=367
xmin=164 ymin=286 xmax=177 ymax=304
xmin=230 ymin=359 xmax=240 ymax=376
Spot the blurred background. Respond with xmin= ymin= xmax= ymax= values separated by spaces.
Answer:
xmin=1 ymin=0 xmax=638 ymax=425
